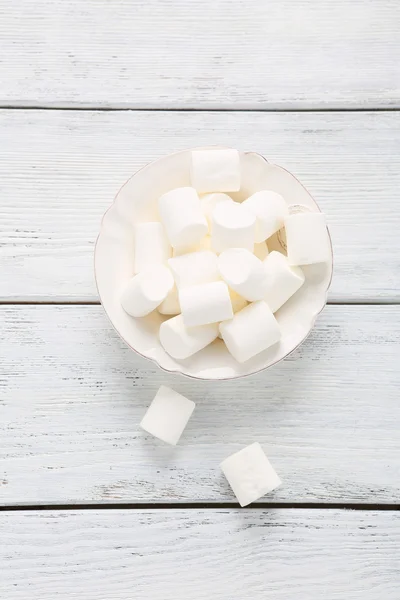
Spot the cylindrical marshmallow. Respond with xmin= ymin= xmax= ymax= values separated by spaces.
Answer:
xmin=168 ymin=251 xmax=220 ymax=289
xmin=173 ymin=235 xmax=213 ymax=257
xmin=159 ymin=314 xmax=219 ymax=360
xmin=254 ymin=241 xmax=269 ymax=261
xmin=120 ymin=265 xmax=174 ymax=318
xmin=134 ymin=222 xmax=171 ymax=273
xmin=157 ymin=285 xmax=181 ymax=315
xmin=179 ymin=281 xmax=233 ymax=328
xmin=140 ymin=385 xmax=195 ymax=446
xmin=242 ymin=190 xmax=288 ymax=242
xmin=158 ymin=187 xmax=208 ymax=248
xmin=218 ymin=248 xmax=268 ymax=302
xmin=220 ymin=442 xmax=282 ymax=507
xmin=211 ymin=201 xmax=255 ymax=253
xmin=219 ymin=300 xmax=281 ymax=363
xmin=284 ymin=212 xmax=331 ymax=265
xmin=263 ymin=251 xmax=305 ymax=313
xmin=201 ymin=193 xmax=233 ymax=227
xmin=191 ymin=149 xmax=241 ymax=193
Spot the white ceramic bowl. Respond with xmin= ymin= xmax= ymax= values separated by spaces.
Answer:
xmin=95 ymin=147 xmax=333 ymax=380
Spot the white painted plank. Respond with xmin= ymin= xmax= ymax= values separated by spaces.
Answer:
xmin=0 ymin=305 xmax=399 ymax=505
xmin=1 ymin=0 xmax=399 ymax=108
xmin=1 ymin=110 xmax=399 ymax=302
xmin=0 ymin=509 xmax=399 ymax=599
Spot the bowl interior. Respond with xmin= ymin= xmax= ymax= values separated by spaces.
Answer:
xmin=95 ymin=148 xmax=332 ymax=380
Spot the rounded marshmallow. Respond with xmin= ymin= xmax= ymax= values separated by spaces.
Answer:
xmin=263 ymin=251 xmax=305 ymax=313
xmin=180 ymin=281 xmax=233 ymax=328
xmin=220 ymin=442 xmax=282 ymax=506
xmin=254 ymin=241 xmax=269 ymax=261
xmin=191 ymin=149 xmax=241 ymax=193
xmin=157 ymin=285 xmax=180 ymax=315
xmin=120 ymin=265 xmax=174 ymax=318
xmin=201 ymin=193 xmax=233 ymax=227
xmin=140 ymin=385 xmax=195 ymax=445
xmin=159 ymin=314 xmax=219 ymax=360
xmin=242 ymin=190 xmax=288 ymax=242
xmin=134 ymin=222 xmax=171 ymax=273
xmin=158 ymin=187 xmax=208 ymax=248
xmin=168 ymin=251 xmax=220 ymax=289
xmin=211 ymin=201 xmax=255 ymax=253
xmin=218 ymin=248 xmax=268 ymax=302
xmin=219 ymin=300 xmax=281 ymax=363
xmin=284 ymin=212 xmax=331 ymax=266
xmin=173 ymin=235 xmax=213 ymax=257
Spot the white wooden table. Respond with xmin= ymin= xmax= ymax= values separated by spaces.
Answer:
xmin=1 ymin=1 xmax=399 ymax=598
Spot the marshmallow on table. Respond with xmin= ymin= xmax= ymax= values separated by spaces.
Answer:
xmin=220 ymin=442 xmax=282 ymax=506
xmin=201 ymin=193 xmax=233 ymax=227
xmin=243 ymin=190 xmax=288 ymax=242
xmin=120 ymin=265 xmax=174 ymax=317
xmin=180 ymin=281 xmax=233 ymax=328
xmin=254 ymin=241 xmax=269 ymax=261
xmin=263 ymin=251 xmax=305 ymax=313
xmin=191 ymin=149 xmax=241 ymax=193
xmin=159 ymin=314 xmax=219 ymax=359
xmin=219 ymin=300 xmax=281 ymax=363
xmin=168 ymin=251 xmax=220 ymax=289
xmin=173 ymin=235 xmax=212 ymax=256
xmin=158 ymin=187 xmax=208 ymax=248
xmin=134 ymin=222 xmax=171 ymax=273
xmin=157 ymin=285 xmax=180 ymax=315
xmin=218 ymin=248 xmax=268 ymax=302
xmin=211 ymin=201 xmax=255 ymax=253
xmin=140 ymin=385 xmax=195 ymax=445
xmin=284 ymin=212 xmax=331 ymax=266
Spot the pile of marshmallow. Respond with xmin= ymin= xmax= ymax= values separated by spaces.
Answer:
xmin=121 ymin=148 xmax=330 ymax=364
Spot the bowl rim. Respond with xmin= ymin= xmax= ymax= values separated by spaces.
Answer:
xmin=94 ymin=147 xmax=334 ymax=381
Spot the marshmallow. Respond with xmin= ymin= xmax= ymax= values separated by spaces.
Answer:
xmin=211 ymin=201 xmax=255 ymax=253
xmin=173 ymin=235 xmax=213 ymax=257
xmin=140 ymin=385 xmax=195 ymax=445
xmin=120 ymin=265 xmax=174 ymax=317
xmin=180 ymin=281 xmax=233 ymax=328
xmin=134 ymin=222 xmax=171 ymax=273
xmin=220 ymin=442 xmax=282 ymax=506
xmin=263 ymin=251 xmax=305 ymax=313
xmin=168 ymin=251 xmax=220 ymax=289
xmin=158 ymin=187 xmax=208 ymax=248
xmin=219 ymin=300 xmax=281 ymax=363
xmin=243 ymin=190 xmax=288 ymax=242
xmin=191 ymin=149 xmax=241 ymax=193
xmin=284 ymin=212 xmax=331 ymax=266
xmin=159 ymin=314 xmax=218 ymax=359
xmin=253 ymin=241 xmax=269 ymax=261
xmin=201 ymin=193 xmax=233 ymax=226
xmin=218 ymin=248 xmax=268 ymax=302
xmin=157 ymin=285 xmax=180 ymax=315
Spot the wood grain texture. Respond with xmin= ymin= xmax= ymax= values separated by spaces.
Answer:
xmin=1 ymin=509 xmax=399 ymax=599
xmin=1 ymin=305 xmax=399 ymax=505
xmin=1 ymin=109 xmax=399 ymax=302
xmin=1 ymin=0 xmax=399 ymax=108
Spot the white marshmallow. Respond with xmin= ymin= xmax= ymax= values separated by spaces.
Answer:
xmin=168 ymin=251 xmax=220 ymax=289
xmin=201 ymin=193 xmax=233 ymax=226
xmin=157 ymin=285 xmax=180 ymax=315
xmin=134 ymin=222 xmax=171 ymax=273
xmin=243 ymin=190 xmax=288 ymax=242
xmin=158 ymin=187 xmax=208 ymax=248
xmin=191 ymin=149 xmax=241 ymax=193
xmin=218 ymin=248 xmax=268 ymax=302
xmin=140 ymin=385 xmax=195 ymax=445
xmin=253 ymin=241 xmax=269 ymax=261
xmin=211 ymin=201 xmax=255 ymax=253
xmin=220 ymin=442 xmax=282 ymax=506
xmin=180 ymin=281 xmax=233 ymax=328
xmin=120 ymin=265 xmax=174 ymax=318
xmin=284 ymin=212 xmax=331 ymax=266
xmin=159 ymin=314 xmax=218 ymax=359
xmin=219 ymin=300 xmax=281 ymax=363
xmin=263 ymin=251 xmax=305 ymax=313
xmin=173 ymin=235 xmax=213 ymax=256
